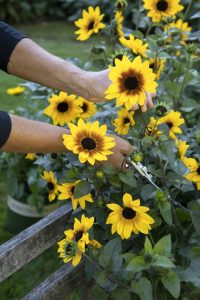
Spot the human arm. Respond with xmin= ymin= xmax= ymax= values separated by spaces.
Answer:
xmin=0 ymin=113 xmax=132 ymax=169
xmin=0 ymin=22 xmax=154 ymax=107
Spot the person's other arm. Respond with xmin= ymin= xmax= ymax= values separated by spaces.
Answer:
xmin=0 ymin=113 xmax=132 ymax=169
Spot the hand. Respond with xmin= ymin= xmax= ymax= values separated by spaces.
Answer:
xmin=83 ymin=70 xmax=156 ymax=111
xmin=99 ymin=135 xmax=133 ymax=170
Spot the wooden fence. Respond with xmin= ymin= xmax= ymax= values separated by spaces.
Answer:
xmin=0 ymin=203 xmax=87 ymax=300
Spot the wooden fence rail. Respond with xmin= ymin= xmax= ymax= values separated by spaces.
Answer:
xmin=0 ymin=203 xmax=86 ymax=299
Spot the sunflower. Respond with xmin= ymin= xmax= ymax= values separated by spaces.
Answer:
xmin=7 ymin=86 xmax=25 ymax=96
xmin=113 ymin=108 xmax=135 ymax=135
xmin=105 ymin=55 xmax=157 ymax=110
xmin=177 ymin=140 xmax=189 ymax=159
xmin=143 ymin=0 xmax=184 ymax=23
xmin=65 ymin=214 xmax=101 ymax=250
xmin=75 ymin=6 xmax=106 ymax=41
xmin=77 ymin=97 xmax=96 ymax=120
xmin=148 ymin=57 xmax=165 ymax=79
xmin=119 ymin=34 xmax=148 ymax=57
xmin=63 ymin=119 xmax=115 ymax=165
xmin=157 ymin=111 xmax=185 ymax=140
xmin=57 ymin=238 xmax=82 ymax=267
xmin=25 ymin=153 xmax=36 ymax=160
xmin=41 ymin=170 xmax=59 ymax=202
xmin=106 ymin=193 xmax=154 ymax=239
xmin=182 ymin=157 xmax=200 ymax=190
xmin=166 ymin=19 xmax=191 ymax=44
xmin=58 ymin=180 xmax=93 ymax=210
xmin=58 ymin=215 xmax=101 ymax=266
xmin=43 ymin=92 xmax=81 ymax=126
xmin=146 ymin=117 xmax=162 ymax=136
xmin=115 ymin=10 xmax=124 ymax=37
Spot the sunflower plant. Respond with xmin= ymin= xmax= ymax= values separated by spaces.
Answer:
xmin=4 ymin=0 xmax=200 ymax=298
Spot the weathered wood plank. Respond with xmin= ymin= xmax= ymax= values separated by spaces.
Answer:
xmin=0 ymin=203 xmax=73 ymax=283
xmin=23 ymin=263 xmax=85 ymax=300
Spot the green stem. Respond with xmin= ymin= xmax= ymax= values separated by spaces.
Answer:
xmin=158 ymin=158 xmax=184 ymax=234
xmin=138 ymin=106 xmax=148 ymax=132
xmin=183 ymin=0 xmax=192 ymax=21
xmin=149 ymin=232 xmax=155 ymax=246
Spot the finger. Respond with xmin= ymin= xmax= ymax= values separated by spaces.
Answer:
xmin=120 ymin=142 xmax=134 ymax=155
xmin=146 ymin=93 xmax=153 ymax=108
xmin=152 ymin=93 xmax=156 ymax=98
xmin=141 ymin=102 xmax=147 ymax=112
xmin=131 ymin=104 xmax=139 ymax=111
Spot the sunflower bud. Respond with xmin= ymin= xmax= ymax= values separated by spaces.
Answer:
xmin=130 ymin=150 xmax=143 ymax=163
xmin=155 ymin=190 xmax=168 ymax=202
xmin=186 ymin=43 xmax=197 ymax=54
xmin=155 ymin=105 xmax=168 ymax=117
xmin=157 ymin=39 xmax=165 ymax=47
xmin=95 ymin=170 xmax=104 ymax=179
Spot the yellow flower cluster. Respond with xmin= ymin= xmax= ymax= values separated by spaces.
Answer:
xmin=43 ymin=92 xmax=96 ymax=126
xmin=58 ymin=215 xmax=101 ymax=266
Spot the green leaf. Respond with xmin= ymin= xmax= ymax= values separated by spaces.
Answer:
xmin=131 ymin=277 xmax=153 ymax=300
xmin=111 ymin=288 xmax=132 ymax=300
xmin=157 ymin=201 xmax=172 ymax=225
xmin=144 ymin=237 xmax=153 ymax=255
xmin=126 ymin=256 xmax=150 ymax=273
xmin=98 ymin=238 xmax=122 ymax=273
xmin=191 ymin=11 xmax=200 ymax=19
xmin=181 ymin=99 xmax=200 ymax=112
xmin=154 ymin=235 xmax=171 ymax=257
xmin=73 ymin=180 xmax=90 ymax=198
xmin=161 ymin=271 xmax=180 ymax=299
xmin=152 ymin=254 xmax=175 ymax=268
xmin=141 ymin=184 xmax=156 ymax=201
xmin=119 ymin=170 xmax=137 ymax=187
xmin=179 ymin=258 xmax=200 ymax=288
xmin=95 ymin=271 xmax=117 ymax=292
xmin=190 ymin=200 xmax=200 ymax=235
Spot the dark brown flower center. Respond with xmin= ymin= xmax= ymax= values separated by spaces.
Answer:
xmin=156 ymin=0 xmax=168 ymax=11
xmin=113 ymin=54 xmax=123 ymax=66
xmin=75 ymin=231 xmax=84 ymax=242
xmin=124 ymin=76 xmax=139 ymax=90
xmin=122 ymin=207 xmax=136 ymax=219
xmin=65 ymin=243 xmax=73 ymax=254
xmin=57 ymin=102 xmax=69 ymax=112
xmin=149 ymin=63 xmax=154 ymax=69
xmin=167 ymin=122 xmax=173 ymax=129
xmin=197 ymin=166 xmax=200 ymax=175
xmin=81 ymin=137 xmax=96 ymax=150
xmin=123 ymin=117 xmax=130 ymax=124
xmin=47 ymin=182 xmax=54 ymax=190
xmin=82 ymin=103 xmax=88 ymax=112
xmin=71 ymin=186 xmax=75 ymax=194
xmin=88 ymin=21 xmax=95 ymax=30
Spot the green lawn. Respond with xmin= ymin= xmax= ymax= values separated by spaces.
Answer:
xmin=0 ymin=21 xmax=97 ymax=300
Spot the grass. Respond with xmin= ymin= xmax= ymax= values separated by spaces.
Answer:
xmin=0 ymin=20 xmax=98 ymax=300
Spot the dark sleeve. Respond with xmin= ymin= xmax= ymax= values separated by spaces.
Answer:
xmin=0 ymin=111 xmax=12 ymax=148
xmin=0 ymin=21 xmax=26 ymax=72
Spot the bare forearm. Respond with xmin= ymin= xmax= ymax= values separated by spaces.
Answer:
xmin=7 ymin=39 xmax=88 ymax=97
xmin=1 ymin=114 xmax=69 ymax=153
